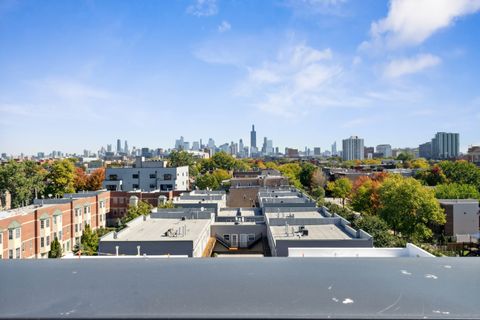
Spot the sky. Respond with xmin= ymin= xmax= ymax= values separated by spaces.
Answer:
xmin=1 ymin=0 xmax=480 ymax=155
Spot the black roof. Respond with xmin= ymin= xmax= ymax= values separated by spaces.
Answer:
xmin=1 ymin=258 xmax=479 ymax=319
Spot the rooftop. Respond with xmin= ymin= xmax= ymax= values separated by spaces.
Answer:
xmin=0 ymin=204 xmax=55 ymax=220
xmin=101 ymin=215 xmax=212 ymax=242
xmin=270 ymin=224 xmax=353 ymax=241
xmin=288 ymin=243 xmax=434 ymax=257
xmin=3 ymin=258 xmax=478 ymax=319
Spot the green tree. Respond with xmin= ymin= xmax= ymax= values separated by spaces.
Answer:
xmin=73 ymin=225 xmax=99 ymax=256
xmin=435 ymin=183 xmax=480 ymax=200
xmin=310 ymin=169 xmax=326 ymax=190
xmin=158 ymin=201 xmax=175 ymax=209
xmin=278 ymin=163 xmax=302 ymax=189
xmin=45 ymin=159 xmax=76 ymax=197
xmin=311 ymin=187 xmax=325 ymax=201
xmin=233 ymin=160 xmax=251 ymax=171
xmin=125 ymin=200 xmax=153 ymax=222
xmin=48 ymin=237 xmax=63 ymax=258
xmin=438 ymin=160 xmax=480 ymax=189
xmin=378 ymin=176 xmax=445 ymax=241
xmin=212 ymin=169 xmax=231 ymax=184
xmin=0 ymin=160 xmax=46 ymax=208
xmin=195 ymin=173 xmax=220 ymax=190
xmin=396 ymin=153 xmax=413 ymax=162
xmin=327 ymin=178 xmax=352 ymax=207
xmin=168 ymin=151 xmax=198 ymax=176
xmin=212 ymin=152 xmax=236 ymax=170
xmin=352 ymin=216 xmax=404 ymax=248
xmin=299 ymin=163 xmax=316 ymax=189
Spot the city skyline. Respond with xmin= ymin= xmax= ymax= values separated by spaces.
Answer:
xmin=1 ymin=0 xmax=480 ymax=154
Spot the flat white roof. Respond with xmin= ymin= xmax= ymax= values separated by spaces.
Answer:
xmin=288 ymin=244 xmax=434 ymax=257
xmin=101 ymin=217 xmax=211 ymax=242
xmin=265 ymin=210 xmax=323 ymax=219
xmin=0 ymin=204 xmax=56 ymax=220
xmin=218 ymin=209 xmax=256 ymax=217
xmin=270 ymin=224 xmax=352 ymax=241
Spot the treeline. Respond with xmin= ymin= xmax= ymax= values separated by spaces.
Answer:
xmin=0 ymin=159 xmax=105 ymax=208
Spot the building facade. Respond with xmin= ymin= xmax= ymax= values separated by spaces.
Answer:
xmin=342 ymin=136 xmax=364 ymax=161
xmin=103 ymin=157 xmax=189 ymax=192
xmin=431 ymin=132 xmax=459 ymax=160
xmin=0 ymin=191 xmax=109 ymax=259
xmin=376 ymin=144 xmax=392 ymax=158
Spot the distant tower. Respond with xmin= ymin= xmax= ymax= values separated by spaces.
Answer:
xmin=117 ymin=139 xmax=122 ymax=153
xmin=250 ymin=125 xmax=257 ymax=149
xmin=124 ymin=140 xmax=129 ymax=155
xmin=331 ymin=141 xmax=337 ymax=156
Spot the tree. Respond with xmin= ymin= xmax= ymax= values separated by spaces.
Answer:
xmin=353 ymin=216 xmax=404 ymax=248
xmin=73 ymin=225 xmax=99 ymax=256
xmin=415 ymin=165 xmax=447 ymax=186
xmin=212 ymin=152 xmax=236 ymax=171
xmin=125 ymin=200 xmax=152 ymax=222
xmin=350 ymin=177 xmax=378 ymax=215
xmin=299 ymin=163 xmax=316 ymax=189
xmin=74 ymin=167 xmax=88 ymax=191
xmin=435 ymin=183 xmax=480 ymax=200
xmin=86 ymin=168 xmax=105 ymax=191
xmin=278 ymin=163 xmax=302 ymax=189
xmin=311 ymin=187 xmax=325 ymax=201
xmin=212 ymin=169 xmax=231 ymax=185
xmin=168 ymin=150 xmax=198 ymax=177
xmin=310 ymin=169 xmax=326 ymax=190
xmin=233 ymin=160 xmax=251 ymax=171
xmin=410 ymin=158 xmax=430 ymax=169
xmin=264 ymin=162 xmax=279 ymax=170
xmin=158 ymin=201 xmax=175 ymax=209
xmin=327 ymin=178 xmax=352 ymax=207
xmin=48 ymin=237 xmax=63 ymax=258
xmin=45 ymin=159 xmax=76 ymax=197
xmin=0 ymin=160 xmax=46 ymax=208
xmin=438 ymin=160 xmax=480 ymax=189
xmin=195 ymin=173 xmax=220 ymax=190
xmin=396 ymin=153 xmax=413 ymax=162
xmin=378 ymin=176 xmax=445 ymax=241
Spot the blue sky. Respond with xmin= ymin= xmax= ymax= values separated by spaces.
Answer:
xmin=1 ymin=0 xmax=479 ymax=155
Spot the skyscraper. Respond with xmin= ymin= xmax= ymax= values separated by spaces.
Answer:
xmin=342 ymin=136 xmax=364 ymax=161
xmin=431 ymin=132 xmax=459 ymax=159
xmin=124 ymin=140 xmax=129 ymax=155
xmin=117 ymin=139 xmax=122 ymax=153
xmin=331 ymin=141 xmax=337 ymax=156
xmin=376 ymin=144 xmax=392 ymax=158
xmin=250 ymin=125 xmax=257 ymax=149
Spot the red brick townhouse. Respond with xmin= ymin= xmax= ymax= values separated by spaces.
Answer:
xmin=0 ymin=190 xmax=110 ymax=259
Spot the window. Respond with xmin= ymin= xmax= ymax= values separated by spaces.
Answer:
xmin=84 ymin=206 xmax=89 ymax=214
xmin=160 ymin=184 xmax=173 ymax=191
xmin=54 ymin=232 xmax=57 ymax=239
xmin=15 ymin=228 xmax=20 ymax=239
xmin=8 ymin=229 xmax=13 ymax=240
xmin=9 ymin=250 xmax=13 ymax=259
xmin=100 ymin=214 xmax=103 ymax=222
xmin=132 ymin=184 xmax=139 ymax=189
xmin=53 ymin=216 xmax=57 ymax=225
xmin=248 ymin=234 xmax=255 ymax=241
xmin=41 ymin=237 xmax=44 ymax=248
xmin=149 ymin=173 xmax=156 ymax=179
xmin=46 ymin=218 xmax=49 ymax=228
xmin=99 ymin=201 xmax=105 ymax=208
xmin=0 ymin=233 xmax=2 ymax=244
xmin=41 ymin=220 xmax=44 ymax=229
xmin=132 ymin=174 xmax=139 ymax=179
xmin=46 ymin=236 xmax=50 ymax=246
xmin=223 ymin=234 xmax=230 ymax=241
xmin=75 ymin=224 xmax=78 ymax=232
xmin=164 ymin=174 xmax=172 ymax=180
xmin=150 ymin=184 xmax=156 ymax=189
xmin=16 ymin=248 xmax=20 ymax=259
xmin=58 ymin=231 xmax=62 ymax=240
xmin=108 ymin=174 xmax=118 ymax=181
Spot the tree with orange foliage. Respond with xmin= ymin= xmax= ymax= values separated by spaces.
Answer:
xmin=86 ymin=168 xmax=105 ymax=191
xmin=73 ymin=167 xmax=88 ymax=191
xmin=350 ymin=175 xmax=383 ymax=215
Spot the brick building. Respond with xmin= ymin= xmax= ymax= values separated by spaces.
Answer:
xmin=0 ymin=191 xmax=110 ymax=259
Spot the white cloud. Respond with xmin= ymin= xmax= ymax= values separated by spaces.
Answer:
xmin=383 ymin=54 xmax=441 ymax=78
xmin=237 ymin=44 xmax=350 ymax=116
xmin=218 ymin=20 xmax=231 ymax=33
xmin=186 ymin=0 xmax=218 ymax=17
xmin=362 ymin=0 xmax=480 ymax=50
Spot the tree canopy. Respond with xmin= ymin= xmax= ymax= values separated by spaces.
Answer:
xmin=327 ymin=178 xmax=352 ymax=207
xmin=435 ymin=183 xmax=480 ymax=200
xmin=48 ymin=237 xmax=63 ymax=258
xmin=378 ymin=176 xmax=445 ymax=241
